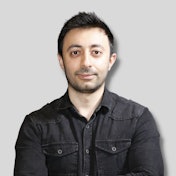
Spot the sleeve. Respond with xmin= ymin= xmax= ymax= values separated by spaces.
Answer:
xmin=121 ymin=108 xmax=164 ymax=176
xmin=14 ymin=115 xmax=48 ymax=176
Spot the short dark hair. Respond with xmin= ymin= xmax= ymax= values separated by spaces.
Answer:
xmin=57 ymin=12 xmax=115 ymax=57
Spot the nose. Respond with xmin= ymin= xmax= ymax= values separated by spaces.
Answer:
xmin=81 ymin=52 xmax=92 ymax=67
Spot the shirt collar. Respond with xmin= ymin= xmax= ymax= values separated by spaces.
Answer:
xmin=54 ymin=90 xmax=73 ymax=111
xmin=54 ymin=88 xmax=134 ymax=120
xmin=99 ymin=88 xmax=115 ymax=111
xmin=55 ymin=88 xmax=116 ymax=112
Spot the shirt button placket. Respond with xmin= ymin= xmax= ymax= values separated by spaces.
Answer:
xmin=83 ymin=122 xmax=92 ymax=174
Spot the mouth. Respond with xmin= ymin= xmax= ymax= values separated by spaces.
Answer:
xmin=77 ymin=73 xmax=96 ymax=80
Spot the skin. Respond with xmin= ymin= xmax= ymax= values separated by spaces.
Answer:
xmin=58 ymin=27 xmax=117 ymax=120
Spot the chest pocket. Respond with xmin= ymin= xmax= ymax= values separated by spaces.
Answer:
xmin=43 ymin=142 xmax=78 ymax=175
xmin=95 ymin=139 xmax=131 ymax=175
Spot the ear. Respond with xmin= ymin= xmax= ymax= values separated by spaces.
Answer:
xmin=58 ymin=54 xmax=65 ymax=71
xmin=108 ymin=53 xmax=117 ymax=71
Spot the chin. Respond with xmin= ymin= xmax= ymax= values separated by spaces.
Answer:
xmin=75 ymin=85 xmax=103 ymax=94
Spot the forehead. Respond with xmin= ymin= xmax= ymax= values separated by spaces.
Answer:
xmin=63 ymin=27 xmax=110 ymax=49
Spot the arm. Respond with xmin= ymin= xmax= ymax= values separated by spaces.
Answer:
xmin=122 ymin=108 xmax=164 ymax=176
xmin=14 ymin=115 xmax=48 ymax=176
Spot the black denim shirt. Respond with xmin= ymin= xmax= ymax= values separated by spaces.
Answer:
xmin=14 ymin=89 xmax=164 ymax=176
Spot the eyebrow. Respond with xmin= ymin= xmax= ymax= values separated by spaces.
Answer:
xmin=66 ymin=44 xmax=104 ymax=52
xmin=67 ymin=44 xmax=82 ymax=52
xmin=91 ymin=44 xmax=104 ymax=50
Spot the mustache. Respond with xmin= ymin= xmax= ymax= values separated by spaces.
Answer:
xmin=75 ymin=67 xmax=97 ymax=75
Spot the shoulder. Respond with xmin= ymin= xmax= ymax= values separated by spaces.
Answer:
xmin=25 ymin=95 xmax=65 ymax=124
xmin=107 ymin=91 xmax=147 ymax=120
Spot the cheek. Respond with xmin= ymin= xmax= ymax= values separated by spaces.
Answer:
xmin=96 ymin=66 xmax=109 ymax=79
xmin=97 ymin=60 xmax=110 ymax=72
xmin=64 ymin=62 xmax=78 ymax=76
xmin=68 ymin=63 xmax=79 ymax=72
xmin=64 ymin=59 xmax=76 ymax=69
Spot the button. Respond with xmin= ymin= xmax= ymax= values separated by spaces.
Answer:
xmin=112 ymin=146 xmax=117 ymax=152
xmin=85 ymin=149 xmax=89 ymax=154
xmin=57 ymin=149 xmax=62 ymax=154
xmin=86 ymin=124 xmax=90 ymax=129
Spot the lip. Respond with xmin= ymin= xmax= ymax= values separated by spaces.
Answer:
xmin=77 ymin=74 xmax=96 ymax=80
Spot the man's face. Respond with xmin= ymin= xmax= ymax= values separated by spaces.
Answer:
xmin=59 ymin=27 xmax=116 ymax=93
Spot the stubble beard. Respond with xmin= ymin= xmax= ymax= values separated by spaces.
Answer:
xmin=64 ymin=71 xmax=107 ymax=94
xmin=66 ymin=75 xmax=105 ymax=94
xmin=68 ymin=80 xmax=104 ymax=94
xmin=62 ymin=62 xmax=108 ymax=94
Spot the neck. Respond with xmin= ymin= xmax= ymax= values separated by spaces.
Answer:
xmin=68 ymin=86 xmax=105 ymax=121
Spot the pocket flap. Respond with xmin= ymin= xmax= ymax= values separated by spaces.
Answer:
xmin=95 ymin=139 xmax=131 ymax=154
xmin=43 ymin=142 xmax=78 ymax=157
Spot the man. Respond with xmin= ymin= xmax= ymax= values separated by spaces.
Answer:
xmin=14 ymin=12 xmax=164 ymax=176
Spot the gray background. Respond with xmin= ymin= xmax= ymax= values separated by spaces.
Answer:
xmin=0 ymin=1 xmax=175 ymax=175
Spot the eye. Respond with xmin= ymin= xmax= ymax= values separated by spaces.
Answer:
xmin=92 ymin=50 xmax=102 ymax=57
xmin=70 ymin=50 xmax=80 ymax=57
